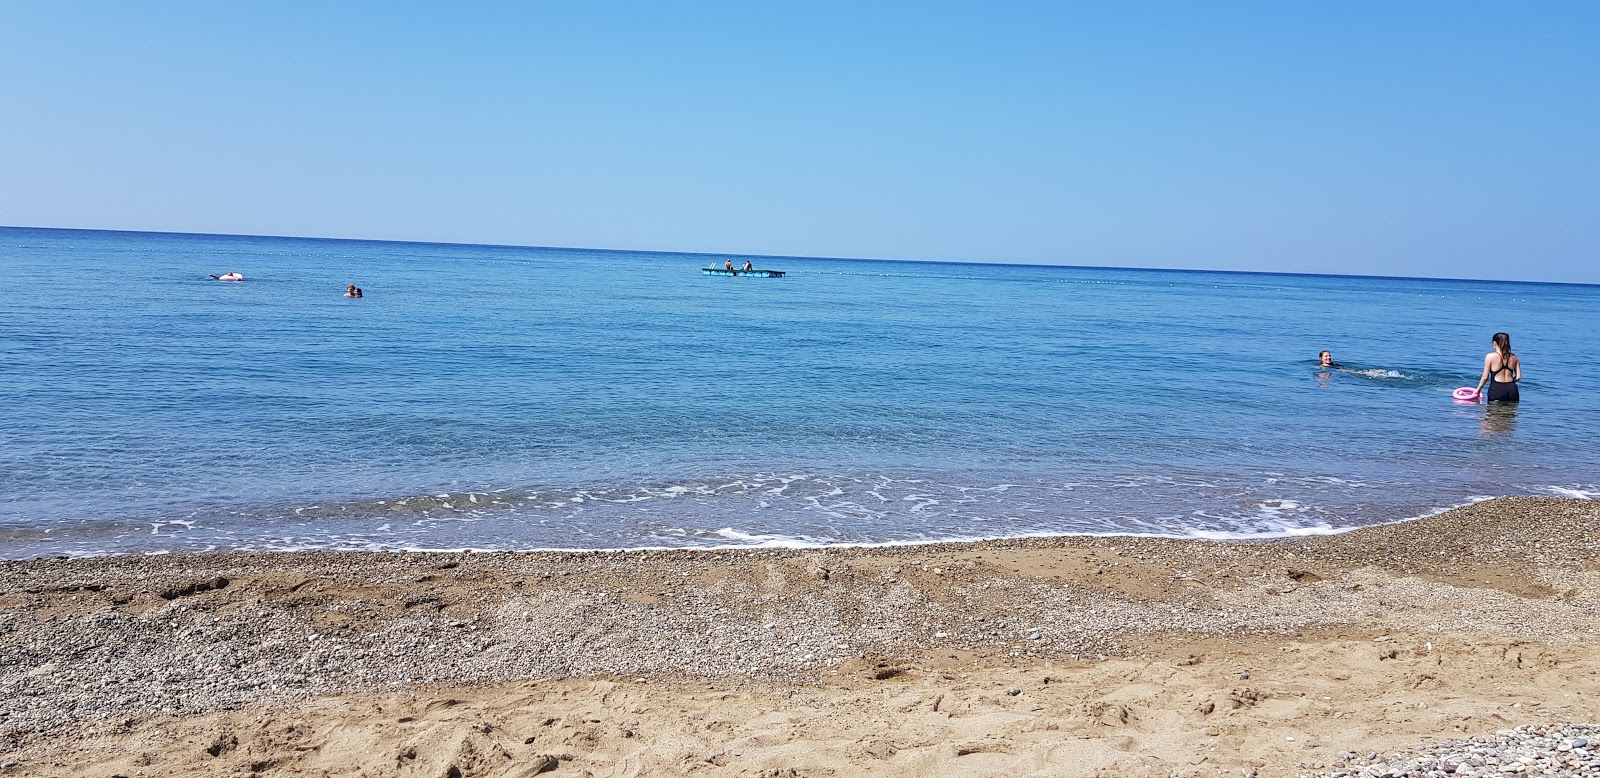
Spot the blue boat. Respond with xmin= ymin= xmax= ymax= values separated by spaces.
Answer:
xmin=703 ymin=266 xmax=785 ymax=278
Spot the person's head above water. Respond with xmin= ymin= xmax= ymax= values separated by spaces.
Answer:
xmin=1318 ymin=350 xmax=1334 ymax=366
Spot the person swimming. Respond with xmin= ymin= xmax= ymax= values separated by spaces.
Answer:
xmin=1473 ymin=331 xmax=1520 ymax=403
xmin=1317 ymin=350 xmax=1343 ymax=369
xmin=345 ymin=284 xmax=363 ymax=298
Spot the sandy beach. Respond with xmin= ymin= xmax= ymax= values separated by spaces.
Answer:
xmin=3 ymin=496 xmax=1598 ymax=777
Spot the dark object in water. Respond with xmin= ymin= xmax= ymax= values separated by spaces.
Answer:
xmin=703 ymin=267 xmax=785 ymax=278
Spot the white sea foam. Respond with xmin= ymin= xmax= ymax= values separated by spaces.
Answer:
xmin=665 ymin=497 xmax=1494 ymax=549
xmin=3 ymin=494 xmax=1525 ymax=559
xmin=955 ymin=483 xmax=1028 ymax=493
xmin=709 ymin=528 xmax=823 ymax=548
xmin=1263 ymin=475 xmax=1371 ymax=487
xmin=1252 ymin=499 xmax=1306 ymax=518
xmin=601 ymin=495 xmax=655 ymax=503
xmin=147 ymin=520 xmax=197 ymax=535
xmin=1178 ymin=521 xmax=1339 ymax=541
xmin=2 ymin=467 xmax=1553 ymax=559
xmin=1545 ymin=486 xmax=1600 ymax=500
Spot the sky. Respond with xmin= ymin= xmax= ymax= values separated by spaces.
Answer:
xmin=1 ymin=2 xmax=1597 ymax=283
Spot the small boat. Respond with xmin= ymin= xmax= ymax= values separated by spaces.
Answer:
xmin=702 ymin=266 xmax=785 ymax=278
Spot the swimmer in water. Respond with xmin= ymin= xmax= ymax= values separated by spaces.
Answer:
xmin=1473 ymin=331 xmax=1521 ymax=403
xmin=1318 ymin=350 xmax=1343 ymax=369
xmin=345 ymin=284 xmax=363 ymax=298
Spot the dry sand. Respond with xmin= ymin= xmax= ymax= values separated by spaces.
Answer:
xmin=2 ymin=496 xmax=1598 ymax=777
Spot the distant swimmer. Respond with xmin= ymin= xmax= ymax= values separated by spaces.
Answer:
xmin=742 ymin=260 xmax=753 ymax=272
xmin=1318 ymin=350 xmax=1343 ymax=369
xmin=209 ymin=272 xmax=245 ymax=282
xmin=1473 ymin=331 xmax=1521 ymax=403
xmin=345 ymin=284 xmax=363 ymax=298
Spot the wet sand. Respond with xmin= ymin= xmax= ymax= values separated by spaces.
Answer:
xmin=2 ymin=497 xmax=1598 ymax=777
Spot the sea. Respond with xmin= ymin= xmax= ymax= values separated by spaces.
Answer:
xmin=2 ymin=226 xmax=1597 ymax=559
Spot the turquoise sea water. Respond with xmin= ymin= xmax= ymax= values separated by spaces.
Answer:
xmin=2 ymin=227 xmax=1597 ymax=558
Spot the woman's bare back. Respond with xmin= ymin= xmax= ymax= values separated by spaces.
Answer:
xmin=1486 ymin=351 xmax=1519 ymax=382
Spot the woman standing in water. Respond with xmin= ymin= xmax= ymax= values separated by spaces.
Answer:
xmin=1473 ymin=332 xmax=1521 ymax=403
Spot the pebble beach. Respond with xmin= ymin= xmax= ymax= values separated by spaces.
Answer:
xmin=8 ymin=4 xmax=1599 ymax=776
xmin=3 ymin=496 xmax=1598 ymax=777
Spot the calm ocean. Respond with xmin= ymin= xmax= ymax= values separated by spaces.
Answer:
xmin=2 ymin=227 xmax=1596 ymax=558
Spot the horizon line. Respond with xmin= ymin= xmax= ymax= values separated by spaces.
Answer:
xmin=3 ymin=223 xmax=1595 ymax=289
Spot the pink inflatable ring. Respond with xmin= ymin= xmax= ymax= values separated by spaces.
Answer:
xmin=1453 ymin=387 xmax=1480 ymax=402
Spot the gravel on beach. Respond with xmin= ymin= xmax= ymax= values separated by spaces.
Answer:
xmin=1311 ymin=724 xmax=1600 ymax=777
xmin=2 ymin=496 xmax=1598 ymax=776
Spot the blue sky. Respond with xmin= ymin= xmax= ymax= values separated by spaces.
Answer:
xmin=2 ymin=2 xmax=1596 ymax=282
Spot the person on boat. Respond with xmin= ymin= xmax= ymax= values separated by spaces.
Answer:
xmin=345 ymin=284 xmax=363 ymax=298
xmin=1317 ymin=351 xmax=1342 ymax=369
xmin=724 ymin=259 xmax=734 ymax=272
xmin=741 ymin=260 xmax=753 ymax=272
xmin=1473 ymin=332 xmax=1521 ymax=403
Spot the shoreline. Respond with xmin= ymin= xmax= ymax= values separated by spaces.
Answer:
xmin=4 ymin=496 xmax=1598 ymax=777
xmin=3 ymin=494 xmax=1518 ymax=562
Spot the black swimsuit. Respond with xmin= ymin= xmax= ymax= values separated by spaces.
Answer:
xmin=1486 ymin=355 xmax=1519 ymax=403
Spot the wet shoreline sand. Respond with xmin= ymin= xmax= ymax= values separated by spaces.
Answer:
xmin=3 ymin=496 xmax=1598 ymax=777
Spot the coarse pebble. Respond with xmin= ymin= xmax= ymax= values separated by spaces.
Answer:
xmin=2 ymin=496 xmax=1598 ymax=760
xmin=1309 ymin=724 xmax=1600 ymax=777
